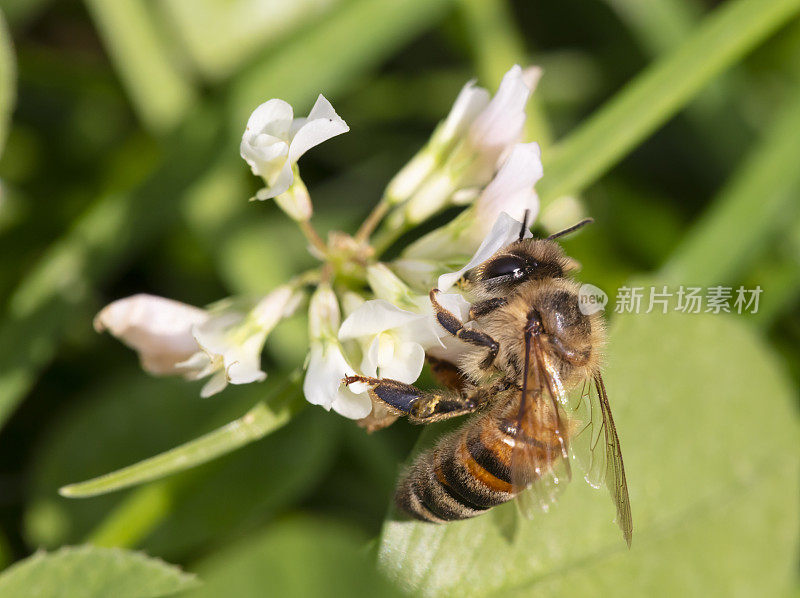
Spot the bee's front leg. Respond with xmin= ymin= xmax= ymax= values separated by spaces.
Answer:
xmin=429 ymin=289 xmax=500 ymax=369
xmin=342 ymin=375 xmax=484 ymax=424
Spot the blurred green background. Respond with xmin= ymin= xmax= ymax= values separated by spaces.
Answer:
xmin=0 ymin=0 xmax=798 ymax=596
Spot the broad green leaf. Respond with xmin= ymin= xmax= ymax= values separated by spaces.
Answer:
xmin=184 ymin=516 xmax=403 ymax=598
xmin=378 ymin=310 xmax=798 ymax=597
xmin=0 ymin=10 xmax=15 ymax=156
xmin=60 ymin=379 xmax=304 ymax=497
xmin=538 ymin=0 xmax=800 ymax=204
xmin=0 ymin=545 xmax=197 ymax=598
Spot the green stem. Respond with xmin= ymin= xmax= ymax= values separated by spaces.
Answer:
xmin=355 ymin=198 xmax=392 ymax=244
xmin=80 ymin=376 xmax=306 ymax=547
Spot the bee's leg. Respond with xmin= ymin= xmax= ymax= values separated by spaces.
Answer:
xmin=342 ymin=375 xmax=484 ymax=423
xmin=427 ymin=356 xmax=469 ymax=393
xmin=469 ymin=298 xmax=508 ymax=319
xmin=430 ymin=289 xmax=499 ymax=369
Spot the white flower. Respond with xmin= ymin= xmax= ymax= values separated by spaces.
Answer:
xmin=94 ymin=294 xmax=208 ymax=376
xmin=303 ymin=284 xmax=371 ymax=419
xmin=467 ymin=65 xmax=538 ymax=154
xmin=398 ymin=142 xmax=542 ymax=287
xmin=95 ymin=287 xmax=302 ymax=398
xmin=179 ymin=286 xmax=303 ymax=398
xmin=388 ymin=65 xmax=539 ymax=217
xmin=338 ymin=292 xmax=470 ymax=384
xmin=474 ymin=141 xmax=541 ymax=226
xmin=438 ymin=211 xmax=532 ymax=292
xmin=240 ymin=94 xmax=349 ymax=202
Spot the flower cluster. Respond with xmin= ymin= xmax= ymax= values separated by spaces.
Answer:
xmin=95 ymin=65 xmax=546 ymax=427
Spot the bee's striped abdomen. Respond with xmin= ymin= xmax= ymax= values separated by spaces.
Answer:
xmin=395 ymin=413 xmax=520 ymax=522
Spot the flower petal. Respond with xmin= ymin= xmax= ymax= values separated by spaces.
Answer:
xmin=193 ymin=312 xmax=243 ymax=356
xmin=378 ymin=340 xmax=425 ymax=383
xmin=437 ymin=212 xmax=532 ymax=292
xmin=252 ymin=286 xmax=304 ymax=331
xmin=438 ymin=81 xmax=491 ymax=145
xmin=435 ymin=291 xmax=472 ymax=323
xmin=240 ymin=137 xmax=288 ymax=179
xmin=469 ymin=64 xmax=531 ymax=149
xmin=338 ymin=300 xmax=424 ymax=340
xmin=224 ymin=333 xmax=267 ymax=385
xmin=303 ymin=341 xmax=370 ymax=419
xmin=303 ymin=344 xmax=336 ymax=410
xmin=243 ymin=99 xmax=293 ymax=138
xmin=287 ymin=95 xmax=349 ymax=163
xmin=475 ymin=142 xmax=541 ymax=225
xmin=94 ymin=294 xmax=207 ymax=375
xmin=256 ymin=160 xmax=295 ymax=200
xmin=200 ymin=370 xmax=228 ymax=398
xmin=331 ymin=386 xmax=373 ymax=419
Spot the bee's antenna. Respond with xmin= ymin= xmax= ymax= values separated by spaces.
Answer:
xmin=518 ymin=209 xmax=531 ymax=241
xmin=547 ymin=218 xmax=594 ymax=240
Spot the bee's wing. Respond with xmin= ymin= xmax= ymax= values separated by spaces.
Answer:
xmin=509 ymin=332 xmax=573 ymax=518
xmin=568 ymin=373 xmax=633 ymax=546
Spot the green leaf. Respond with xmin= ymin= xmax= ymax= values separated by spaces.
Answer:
xmin=184 ymin=516 xmax=403 ymax=598
xmin=60 ymin=386 xmax=304 ymax=498
xmin=538 ymin=0 xmax=800 ymax=204
xmin=0 ymin=545 xmax=198 ymax=598
xmin=378 ymin=310 xmax=799 ymax=597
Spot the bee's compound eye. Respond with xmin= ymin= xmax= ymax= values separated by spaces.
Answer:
xmin=483 ymin=255 xmax=526 ymax=280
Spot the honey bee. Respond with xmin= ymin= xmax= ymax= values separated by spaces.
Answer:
xmin=344 ymin=216 xmax=632 ymax=546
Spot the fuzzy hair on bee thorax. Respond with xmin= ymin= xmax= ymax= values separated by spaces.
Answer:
xmin=458 ymin=241 xmax=605 ymax=391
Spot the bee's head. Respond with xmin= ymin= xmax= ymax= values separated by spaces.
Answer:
xmin=464 ymin=217 xmax=591 ymax=296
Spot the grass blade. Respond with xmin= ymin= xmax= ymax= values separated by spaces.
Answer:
xmin=660 ymin=78 xmax=800 ymax=286
xmin=0 ymin=10 xmax=15 ymax=155
xmin=538 ymin=0 xmax=800 ymax=203
xmin=60 ymin=393 xmax=303 ymax=498
xmin=83 ymin=0 xmax=196 ymax=132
